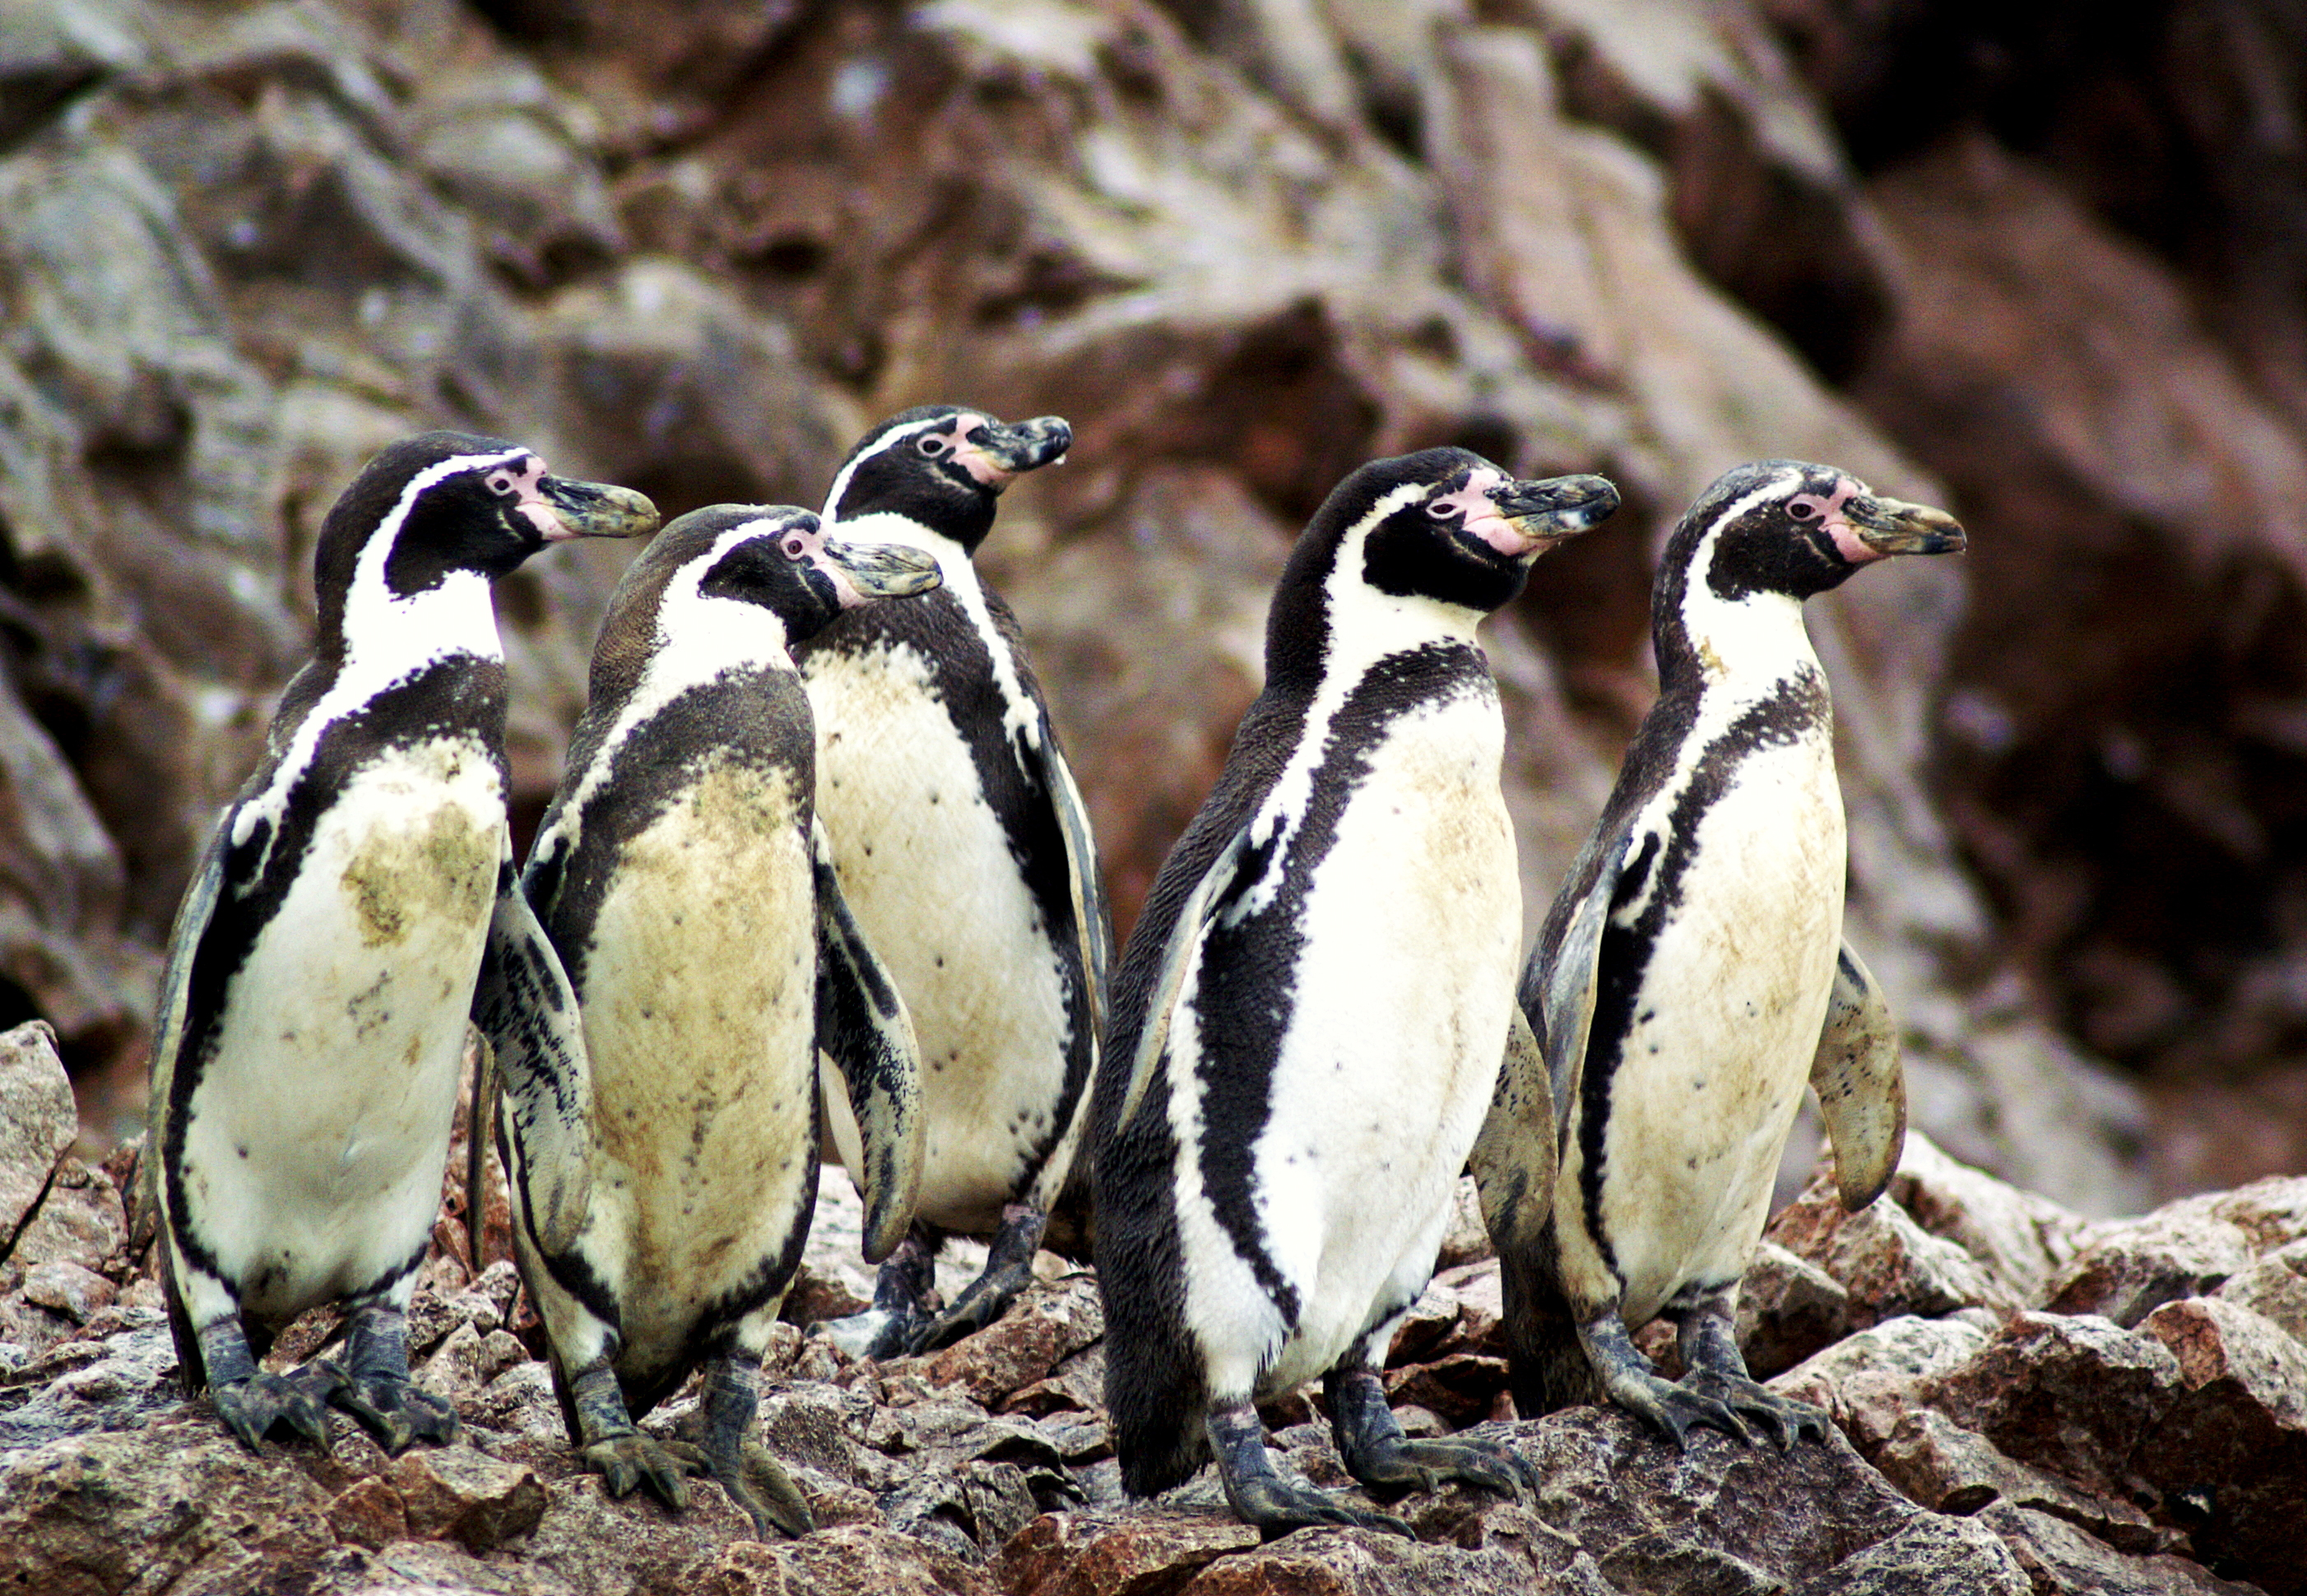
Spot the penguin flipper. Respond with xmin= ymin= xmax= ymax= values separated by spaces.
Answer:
xmin=1111 ymin=824 xmax=1248 ymax=1137
xmin=1037 ymin=726 xmax=1114 ymax=1038
xmin=1525 ymin=830 xmax=1630 ymax=1115
xmin=146 ymin=812 xmax=233 ymax=1386
xmin=1809 ymin=940 xmax=1905 ymax=1210
xmin=471 ymin=848 xmax=596 ymax=1255
xmin=811 ymin=817 xmax=926 ymax=1264
xmin=1469 ymin=1005 xmax=1557 ymax=1258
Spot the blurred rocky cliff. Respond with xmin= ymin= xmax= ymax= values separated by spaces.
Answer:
xmin=3 ymin=0 xmax=2306 ymax=1211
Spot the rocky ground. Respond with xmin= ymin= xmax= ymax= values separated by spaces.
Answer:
xmin=5 ymin=1017 xmax=2302 ymax=1595
xmin=12 ymin=0 xmax=2307 ymax=1218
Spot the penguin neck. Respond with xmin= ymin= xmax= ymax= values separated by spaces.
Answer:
xmin=561 ymin=577 xmax=801 ymax=832
xmin=1265 ymin=524 xmax=1488 ymax=700
xmin=323 ymin=546 xmax=504 ymax=695
xmin=1653 ymin=544 xmax=1821 ymax=700
xmin=824 ymin=507 xmax=1045 ymax=755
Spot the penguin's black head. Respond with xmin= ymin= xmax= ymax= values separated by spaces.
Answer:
xmin=315 ymin=429 xmax=656 ymax=641
xmin=1671 ymin=459 xmax=1966 ymax=605
xmin=632 ymin=503 xmax=945 ymax=649
xmin=1265 ymin=448 xmax=1618 ymax=684
xmin=824 ymin=405 xmax=1072 ymax=552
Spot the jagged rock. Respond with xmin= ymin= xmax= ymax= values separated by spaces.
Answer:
xmin=918 ymin=1276 xmax=1104 ymax=1408
xmin=2046 ymin=1180 xmax=2307 ymax=1327
xmin=2133 ymin=1297 xmax=2307 ymax=1596
xmin=994 ymin=1508 xmax=1260 ymax=1596
xmin=1923 ymin=1312 xmax=2183 ymax=1503
xmin=2212 ymin=1239 xmax=2307 ymax=1346
xmin=683 ymin=1523 xmax=996 ymax=1596
xmin=1787 ymin=1512 xmax=2030 ymax=1595
xmin=1972 ymin=1501 xmax=2265 ymax=1596
xmin=0 ymin=1021 xmax=77 ymax=1241
xmin=388 ymin=1445 xmax=548 ymax=1554
xmin=1872 ymin=1407 xmax=2164 ymax=1554
xmin=1768 ymin=1178 xmax=2017 ymax=1329
xmin=1771 ymin=1314 xmax=1994 ymax=1453
xmin=1888 ymin=1132 xmax=2094 ymax=1305
xmin=1738 ymin=1239 xmax=1854 ymax=1378
xmin=1512 ymin=1409 xmax=2016 ymax=1594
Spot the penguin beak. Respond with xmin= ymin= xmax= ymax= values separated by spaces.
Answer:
xmin=1845 ymin=494 xmax=1966 ymax=559
xmin=815 ymin=536 xmax=945 ymax=608
xmin=1489 ymin=473 xmax=1621 ymax=552
xmin=536 ymin=476 xmax=660 ymax=543
xmin=954 ymin=416 xmax=1072 ymax=489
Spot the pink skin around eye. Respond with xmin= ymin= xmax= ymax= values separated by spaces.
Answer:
xmin=499 ymin=457 xmax=572 ymax=540
xmin=1786 ymin=478 xmax=1876 ymax=563
xmin=945 ymin=415 xmax=1019 ymax=490
xmin=1428 ymin=468 xmax=1536 ymax=556
xmin=777 ymin=519 xmax=869 ymax=608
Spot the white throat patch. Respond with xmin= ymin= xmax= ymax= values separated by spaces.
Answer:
xmin=1230 ymin=484 xmax=1489 ymax=922
xmin=230 ymin=448 xmax=530 ymax=865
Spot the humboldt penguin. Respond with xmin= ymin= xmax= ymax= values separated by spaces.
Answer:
xmin=1491 ymin=459 xmax=1961 ymax=1446
xmin=794 ymin=405 xmax=1110 ymax=1357
xmin=148 ymin=432 xmax=655 ymax=1452
xmin=475 ymin=504 xmax=936 ymax=1537
xmin=1090 ymin=448 xmax=1618 ymax=1533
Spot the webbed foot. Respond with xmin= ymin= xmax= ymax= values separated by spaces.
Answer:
xmin=332 ymin=1299 xmax=458 ymax=1454
xmin=579 ymin=1432 xmax=700 ymax=1511
xmin=817 ymin=1230 xmax=937 ymax=1360
xmin=1579 ymin=1310 xmax=1751 ymax=1448
xmin=905 ymin=1203 xmax=1044 ymax=1355
xmin=1670 ymin=1278 xmax=1830 ymax=1450
xmin=1328 ymin=1366 xmax=1535 ymax=1501
xmin=689 ymin=1352 xmax=813 ymax=1538
xmin=1683 ymin=1369 xmax=1828 ymax=1450
xmin=1209 ymin=1401 xmax=1413 ymax=1539
xmin=198 ymin=1315 xmax=331 ymax=1450
xmin=331 ymin=1373 xmax=461 ymax=1455
xmin=213 ymin=1368 xmax=334 ymax=1451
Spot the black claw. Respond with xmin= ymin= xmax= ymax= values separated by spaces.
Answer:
xmin=215 ymin=1368 xmax=335 ymax=1452
xmin=1210 ymin=1399 xmax=1416 ymax=1539
xmin=905 ymin=1204 xmax=1046 ymax=1354
xmin=582 ymin=1435 xmax=694 ymax=1512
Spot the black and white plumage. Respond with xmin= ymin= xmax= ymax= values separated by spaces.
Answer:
xmin=794 ymin=405 xmax=1111 ymax=1357
xmin=474 ymin=504 xmax=936 ymax=1537
xmin=1491 ymin=460 xmax=1962 ymax=1447
xmin=1090 ymin=448 xmax=1619 ymax=1533
xmin=148 ymin=432 xmax=656 ymax=1454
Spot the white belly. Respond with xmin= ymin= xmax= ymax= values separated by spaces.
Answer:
xmin=806 ymin=641 xmax=1075 ymax=1231
xmin=1600 ymin=740 xmax=1845 ymax=1325
xmin=1181 ymin=690 xmax=1520 ymax=1399
xmin=179 ymin=740 xmax=499 ymax=1325
xmin=573 ymin=759 xmax=822 ymax=1372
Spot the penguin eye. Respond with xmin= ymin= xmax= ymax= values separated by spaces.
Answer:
xmin=1788 ymin=499 xmax=1821 ymax=522
xmin=917 ymin=434 xmax=951 ymax=458
xmin=485 ymin=470 xmax=518 ymax=497
xmin=782 ymin=535 xmax=810 ymax=558
xmin=1426 ymin=497 xmax=1457 ymax=520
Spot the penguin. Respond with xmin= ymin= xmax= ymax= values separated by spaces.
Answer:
xmin=146 ymin=431 xmax=656 ymax=1453
xmin=1487 ymin=459 xmax=1962 ymax=1447
xmin=1089 ymin=448 xmax=1619 ymax=1533
xmin=793 ymin=405 xmax=1111 ymax=1357
xmin=472 ymin=504 xmax=936 ymax=1537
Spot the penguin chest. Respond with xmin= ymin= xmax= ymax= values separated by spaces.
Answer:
xmin=179 ymin=738 xmax=501 ymax=1322
xmin=1594 ymin=733 xmax=1845 ymax=1324
xmin=805 ymin=641 xmax=1072 ymax=1227
xmin=1187 ymin=687 xmax=1520 ymax=1396
xmin=573 ymin=759 xmax=821 ymax=1366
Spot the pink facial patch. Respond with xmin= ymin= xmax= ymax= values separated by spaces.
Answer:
xmin=1427 ymin=469 xmax=1534 ymax=556
xmin=945 ymin=415 xmax=1018 ymax=489
xmin=1786 ymin=477 xmax=1877 ymax=564
xmin=775 ymin=517 xmax=869 ymax=609
xmin=490 ymin=456 xmax=568 ymax=540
